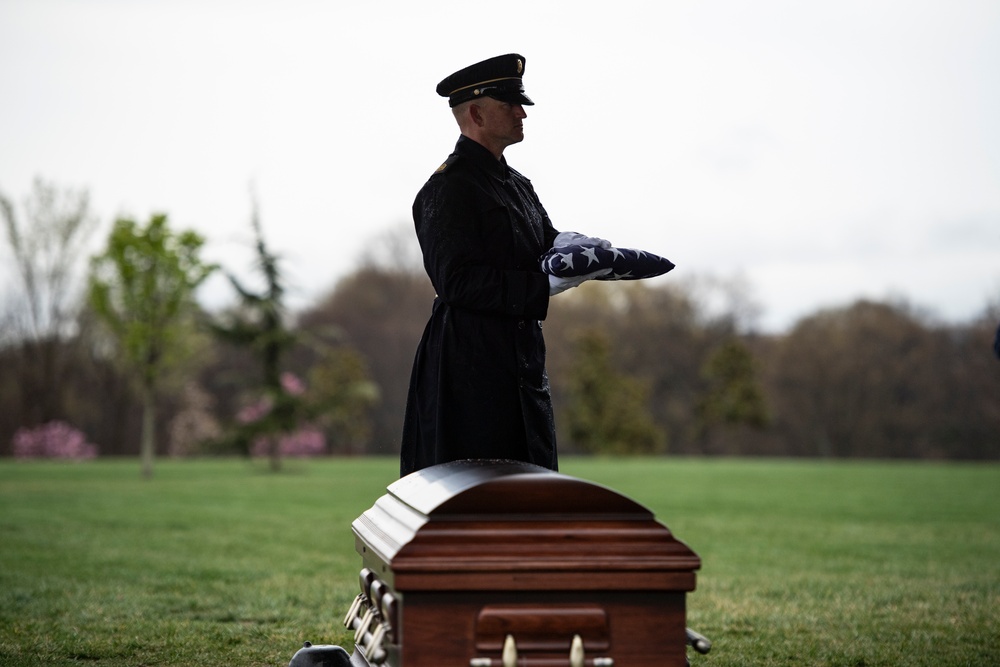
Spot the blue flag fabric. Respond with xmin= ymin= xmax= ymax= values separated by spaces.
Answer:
xmin=540 ymin=243 xmax=675 ymax=281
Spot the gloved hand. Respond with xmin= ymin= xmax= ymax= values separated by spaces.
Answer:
xmin=548 ymin=268 xmax=613 ymax=296
xmin=554 ymin=230 xmax=612 ymax=250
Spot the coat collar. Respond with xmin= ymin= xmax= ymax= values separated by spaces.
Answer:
xmin=456 ymin=135 xmax=509 ymax=182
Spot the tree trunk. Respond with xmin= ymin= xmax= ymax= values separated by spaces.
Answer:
xmin=141 ymin=385 xmax=156 ymax=479
xmin=269 ymin=436 xmax=281 ymax=473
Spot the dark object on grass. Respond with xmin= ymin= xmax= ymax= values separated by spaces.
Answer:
xmin=288 ymin=642 xmax=356 ymax=667
xmin=687 ymin=627 xmax=713 ymax=654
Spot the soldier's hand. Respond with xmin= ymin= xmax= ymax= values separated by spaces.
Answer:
xmin=548 ymin=268 xmax=613 ymax=296
xmin=554 ymin=230 xmax=612 ymax=250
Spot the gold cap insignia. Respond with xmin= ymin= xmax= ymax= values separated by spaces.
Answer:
xmin=516 ymin=59 xmax=523 ymax=74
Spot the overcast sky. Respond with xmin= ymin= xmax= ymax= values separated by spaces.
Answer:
xmin=2 ymin=0 xmax=998 ymax=332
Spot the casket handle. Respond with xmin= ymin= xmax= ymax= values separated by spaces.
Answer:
xmin=354 ymin=608 xmax=375 ymax=644
xmin=503 ymin=634 xmax=517 ymax=667
xmin=569 ymin=634 xmax=584 ymax=667
xmin=363 ymin=621 xmax=388 ymax=664
xmin=342 ymin=593 xmax=364 ymax=629
xmin=469 ymin=634 xmax=614 ymax=667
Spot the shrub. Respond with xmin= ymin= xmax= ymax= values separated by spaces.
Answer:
xmin=12 ymin=421 xmax=98 ymax=460
xmin=250 ymin=427 xmax=326 ymax=458
xmin=237 ymin=374 xmax=327 ymax=458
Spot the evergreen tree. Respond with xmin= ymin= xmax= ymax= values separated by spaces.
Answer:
xmin=210 ymin=203 xmax=298 ymax=471
xmin=565 ymin=329 xmax=665 ymax=455
xmin=695 ymin=338 xmax=769 ymax=453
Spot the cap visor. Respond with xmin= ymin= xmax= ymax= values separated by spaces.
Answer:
xmin=491 ymin=90 xmax=534 ymax=106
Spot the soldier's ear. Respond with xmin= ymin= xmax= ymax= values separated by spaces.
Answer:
xmin=469 ymin=103 xmax=485 ymax=127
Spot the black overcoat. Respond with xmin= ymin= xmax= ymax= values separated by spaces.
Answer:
xmin=400 ymin=136 xmax=560 ymax=477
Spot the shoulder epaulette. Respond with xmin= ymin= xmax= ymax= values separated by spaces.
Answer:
xmin=433 ymin=154 xmax=461 ymax=175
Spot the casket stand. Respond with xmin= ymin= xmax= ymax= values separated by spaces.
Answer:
xmin=291 ymin=459 xmax=704 ymax=667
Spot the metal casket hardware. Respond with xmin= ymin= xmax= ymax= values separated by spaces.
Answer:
xmin=569 ymin=634 xmax=584 ymax=667
xmin=502 ymin=635 xmax=517 ymax=667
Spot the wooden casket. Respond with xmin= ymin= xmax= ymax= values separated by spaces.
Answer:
xmin=344 ymin=460 xmax=701 ymax=667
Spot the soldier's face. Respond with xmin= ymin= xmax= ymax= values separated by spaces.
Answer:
xmin=479 ymin=97 xmax=527 ymax=148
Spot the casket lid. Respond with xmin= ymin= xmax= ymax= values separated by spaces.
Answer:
xmin=352 ymin=460 xmax=700 ymax=592
xmin=386 ymin=459 xmax=654 ymax=518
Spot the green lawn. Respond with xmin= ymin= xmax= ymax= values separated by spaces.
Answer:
xmin=0 ymin=457 xmax=997 ymax=666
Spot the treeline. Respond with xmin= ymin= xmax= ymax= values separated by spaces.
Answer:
xmin=295 ymin=268 xmax=1000 ymax=460
xmin=2 ymin=182 xmax=998 ymax=461
xmin=5 ymin=262 xmax=996 ymax=461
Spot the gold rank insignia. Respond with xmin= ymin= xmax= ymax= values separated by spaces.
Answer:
xmin=434 ymin=154 xmax=459 ymax=174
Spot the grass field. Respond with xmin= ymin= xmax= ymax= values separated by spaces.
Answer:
xmin=1 ymin=457 xmax=998 ymax=666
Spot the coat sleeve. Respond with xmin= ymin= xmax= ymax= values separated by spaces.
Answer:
xmin=414 ymin=176 xmax=551 ymax=320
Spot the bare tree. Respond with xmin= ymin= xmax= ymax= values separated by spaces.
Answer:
xmin=0 ymin=178 xmax=97 ymax=424
xmin=1 ymin=178 xmax=97 ymax=342
xmin=355 ymin=222 xmax=425 ymax=275
xmin=765 ymin=299 xmax=943 ymax=458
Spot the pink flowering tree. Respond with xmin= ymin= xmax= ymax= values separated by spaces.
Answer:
xmin=237 ymin=373 xmax=327 ymax=460
xmin=12 ymin=421 xmax=98 ymax=460
xmin=250 ymin=426 xmax=326 ymax=459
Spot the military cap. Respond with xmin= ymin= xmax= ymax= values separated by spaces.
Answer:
xmin=436 ymin=53 xmax=534 ymax=108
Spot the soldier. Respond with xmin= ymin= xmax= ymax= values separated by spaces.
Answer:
xmin=400 ymin=54 xmax=610 ymax=477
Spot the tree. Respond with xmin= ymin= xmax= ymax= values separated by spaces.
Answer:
xmin=547 ymin=280 xmax=720 ymax=454
xmin=296 ymin=230 xmax=433 ymax=452
xmin=694 ymin=338 xmax=769 ymax=453
xmin=1 ymin=177 xmax=97 ymax=342
xmin=0 ymin=178 xmax=97 ymax=424
xmin=563 ymin=329 xmax=666 ymax=455
xmin=766 ymin=299 xmax=941 ymax=458
xmin=89 ymin=214 xmax=216 ymax=478
xmin=168 ymin=380 xmax=222 ymax=457
xmin=306 ymin=347 xmax=379 ymax=454
xmin=210 ymin=203 xmax=301 ymax=471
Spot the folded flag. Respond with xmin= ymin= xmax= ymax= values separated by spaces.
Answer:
xmin=540 ymin=243 xmax=675 ymax=281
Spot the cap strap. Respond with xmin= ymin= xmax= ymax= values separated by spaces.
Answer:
xmin=448 ymin=76 xmax=520 ymax=96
